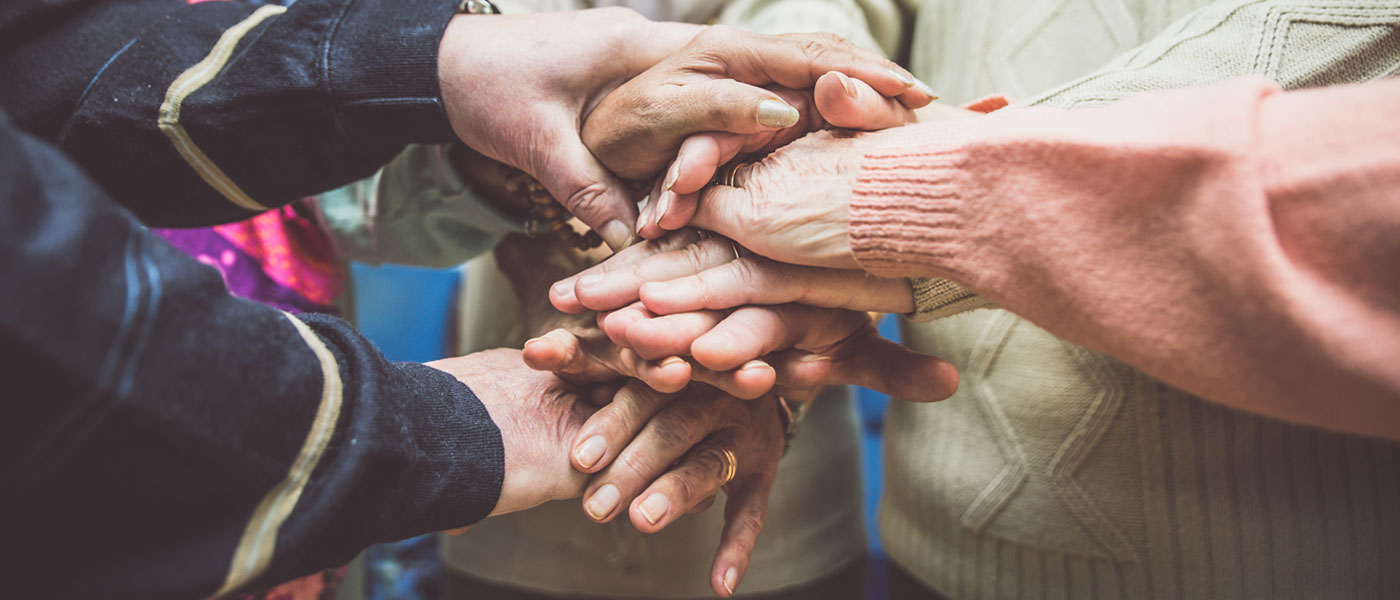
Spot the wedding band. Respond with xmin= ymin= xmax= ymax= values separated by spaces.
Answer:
xmin=715 ymin=162 xmax=749 ymax=187
xmin=719 ymin=447 xmax=738 ymax=486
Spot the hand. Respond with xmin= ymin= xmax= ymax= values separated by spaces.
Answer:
xmin=437 ymin=9 xmax=928 ymax=248
xmin=573 ymin=382 xmax=786 ymax=598
xmin=595 ymin=300 xmax=957 ymax=402
xmin=629 ymin=70 xmax=928 ymax=239
xmin=552 ymin=230 xmax=916 ymax=314
xmin=427 ymin=348 xmax=598 ymax=517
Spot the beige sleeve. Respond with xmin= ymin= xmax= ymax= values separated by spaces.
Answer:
xmin=904 ymin=0 xmax=1400 ymax=322
xmin=716 ymin=0 xmax=903 ymax=57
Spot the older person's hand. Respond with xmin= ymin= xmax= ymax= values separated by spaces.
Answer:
xmin=573 ymin=382 xmax=786 ymax=598
xmin=438 ymin=9 xmax=928 ymax=249
xmin=553 ymin=230 xmax=915 ymax=314
xmin=427 ymin=349 xmax=600 ymax=517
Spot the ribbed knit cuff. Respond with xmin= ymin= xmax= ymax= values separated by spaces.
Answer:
xmin=905 ymin=277 xmax=993 ymax=322
xmin=850 ymin=125 xmax=976 ymax=280
xmin=327 ymin=0 xmax=459 ymax=146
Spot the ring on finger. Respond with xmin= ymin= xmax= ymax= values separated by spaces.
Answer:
xmin=719 ymin=447 xmax=738 ymax=486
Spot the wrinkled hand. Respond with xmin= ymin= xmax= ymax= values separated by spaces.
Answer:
xmin=427 ymin=348 xmax=598 ymax=517
xmin=438 ymin=9 xmax=927 ymax=249
xmin=573 ymin=382 xmax=785 ymax=597
xmin=553 ymin=230 xmax=916 ymax=314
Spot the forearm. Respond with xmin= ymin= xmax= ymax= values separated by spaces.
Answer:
xmin=0 ymin=117 xmax=502 ymax=597
xmin=0 ymin=0 xmax=457 ymax=227
xmin=849 ymin=76 xmax=1400 ymax=439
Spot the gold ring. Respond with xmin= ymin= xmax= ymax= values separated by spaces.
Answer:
xmin=719 ymin=447 xmax=738 ymax=486
xmin=730 ymin=242 xmax=742 ymax=261
xmin=719 ymin=162 xmax=749 ymax=187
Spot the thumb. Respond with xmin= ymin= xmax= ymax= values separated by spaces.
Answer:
xmin=531 ymin=132 xmax=640 ymax=251
xmin=815 ymin=71 xmax=912 ymax=131
xmin=692 ymin=184 xmax=762 ymax=252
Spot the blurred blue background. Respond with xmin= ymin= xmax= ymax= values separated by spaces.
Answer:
xmin=350 ymin=262 xmax=898 ymax=600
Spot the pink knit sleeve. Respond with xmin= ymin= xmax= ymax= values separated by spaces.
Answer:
xmin=849 ymin=76 xmax=1400 ymax=441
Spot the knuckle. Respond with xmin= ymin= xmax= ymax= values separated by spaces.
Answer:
xmin=563 ymin=183 xmax=614 ymax=219
xmin=611 ymin=450 xmax=656 ymax=489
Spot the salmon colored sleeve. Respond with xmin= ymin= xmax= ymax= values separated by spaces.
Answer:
xmin=849 ymin=76 xmax=1400 ymax=441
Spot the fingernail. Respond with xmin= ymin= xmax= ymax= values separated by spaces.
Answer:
xmin=575 ymin=435 xmax=607 ymax=469
xmin=551 ymin=280 xmax=574 ymax=299
xmin=887 ymin=68 xmax=915 ymax=87
xmin=723 ymin=567 xmax=738 ymax=595
xmin=654 ymin=191 xmax=673 ymax=229
xmin=585 ymin=484 xmax=620 ymax=521
xmin=799 ymin=354 xmax=832 ymax=363
xmin=638 ymin=494 xmax=670 ymax=525
xmin=599 ymin=220 xmax=630 ymax=251
xmin=662 ymin=161 xmax=681 ymax=193
xmin=741 ymin=360 xmax=771 ymax=372
xmin=660 ymin=356 xmax=687 ymax=369
xmin=578 ymin=273 xmax=603 ymax=289
xmin=914 ymin=79 xmax=939 ymax=100
xmin=757 ymin=99 xmax=800 ymax=128
xmin=834 ymin=71 xmax=858 ymax=99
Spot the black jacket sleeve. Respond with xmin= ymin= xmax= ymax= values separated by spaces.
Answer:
xmin=0 ymin=111 xmax=503 ymax=599
xmin=0 ymin=0 xmax=458 ymax=226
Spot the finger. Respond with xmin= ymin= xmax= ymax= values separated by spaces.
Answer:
xmin=710 ymin=474 xmax=774 ymax=598
xmin=597 ymin=302 xmax=654 ymax=348
xmin=627 ymin=349 xmax=693 ymax=394
xmin=583 ymin=388 xmax=719 ymax=522
xmin=671 ymin=79 xmax=803 ymax=134
xmin=690 ymin=305 xmax=870 ymax=372
xmin=629 ymin=431 xmax=743 ymax=533
xmin=639 ymin=257 xmax=916 ymax=314
xmin=688 ymin=494 xmax=717 ymax=515
xmin=635 ymin=171 xmax=669 ymax=240
xmin=521 ymin=329 xmax=617 ymax=380
xmin=703 ymin=27 xmax=932 ymax=106
xmin=815 ymin=71 xmax=913 ymax=131
xmin=652 ymin=189 xmax=700 ymax=236
xmin=626 ymin=310 xmax=727 ymax=360
xmin=574 ymin=236 xmax=741 ymax=312
xmin=571 ymin=380 xmax=673 ymax=473
xmin=688 ymin=360 xmax=778 ymax=400
xmin=764 ymin=349 xmax=834 ymax=391
xmin=827 ymin=329 xmax=960 ymax=401
xmin=668 ymin=133 xmax=747 ymax=195
xmin=530 ymin=131 xmax=639 ymax=250
xmin=588 ymin=380 xmax=625 ymax=407
xmin=550 ymin=230 xmax=706 ymax=313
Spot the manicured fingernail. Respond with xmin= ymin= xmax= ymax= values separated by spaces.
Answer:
xmin=662 ymin=161 xmax=681 ymax=192
xmin=800 ymin=354 xmax=832 ymax=363
xmin=741 ymin=360 xmax=771 ymax=372
xmin=660 ymin=356 xmax=687 ymax=368
xmin=723 ymin=567 xmax=738 ymax=595
xmin=638 ymin=494 xmax=670 ymax=525
xmin=578 ymin=273 xmax=603 ymax=289
xmin=654 ymin=191 xmax=673 ymax=229
xmin=757 ymin=99 xmax=800 ymax=128
xmin=887 ymin=68 xmax=915 ymax=87
xmin=914 ymin=79 xmax=939 ymax=99
xmin=834 ymin=71 xmax=858 ymax=99
xmin=585 ymin=484 xmax=620 ymax=520
xmin=575 ymin=435 xmax=607 ymax=469
xmin=599 ymin=220 xmax=630 ymax=251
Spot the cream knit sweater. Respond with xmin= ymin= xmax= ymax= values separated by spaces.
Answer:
xmin=723 ymin=0 xmax=1400 ymax=598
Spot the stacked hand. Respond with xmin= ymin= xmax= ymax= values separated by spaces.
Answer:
xmin=438 ymin=8 xmax=933 ymax=248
